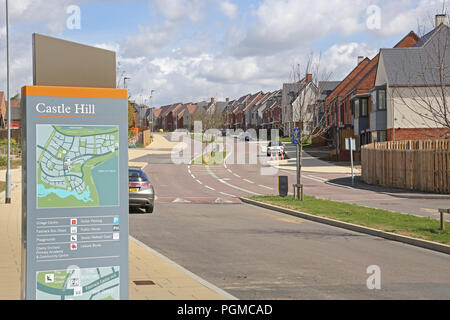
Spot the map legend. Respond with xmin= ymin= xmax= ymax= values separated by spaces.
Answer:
xmin=35 ymin=216 xmax=121 ymax=262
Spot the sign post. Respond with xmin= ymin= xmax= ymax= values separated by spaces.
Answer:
xmin=21 ymin=86 xmax=129 ymax=300
xmin=292 ymin=128 xmax=303 ymax=201
xmin=345 ymin=138 xmax=356 ymax=186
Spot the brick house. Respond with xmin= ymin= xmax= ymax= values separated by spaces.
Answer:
xmin=281 ymin=73 xmax=314 ymax=137
xmin=325 ymin=30 xmax=419 ymax=161
xmin=371 ymin=18 xmax=450 ymax=142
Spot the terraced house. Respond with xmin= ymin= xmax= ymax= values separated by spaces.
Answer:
xmin=325 ymin=29 xmax=420 ymax=161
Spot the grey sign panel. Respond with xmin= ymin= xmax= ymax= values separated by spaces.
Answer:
xmin=33 ymin=34 xmax=116 ymax=88
xmin=21 ymin=86 xmax=128 ymax=300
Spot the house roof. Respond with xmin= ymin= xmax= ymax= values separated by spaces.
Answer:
xmin=187 ymin=104 xmax=197 ymax=115
xmin=153 ymin=108 xmax=162 ymax=118
xmin=380 ymin=46 xmax=450 ymax=86
xmin=318 ymin=81 xmax=341 ymax=101
xmin=379 ymin=22 xmax=450 ymax=87
xmin=160 ymin=103 xmax=182 ymax=117
xmin=242 ymin=92 xmax=263 ymax=112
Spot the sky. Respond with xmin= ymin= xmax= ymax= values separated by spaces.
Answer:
xmin=0 ymin=0 xmax=447 ymax=107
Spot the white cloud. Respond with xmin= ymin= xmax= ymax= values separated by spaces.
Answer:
xmin=322 ymin=42 xmax=378 ymax=80
xmin=219 ymin=1 xmax=239 ymax=19
xmin=234 ymin=0 xmax=371 ymax=57
xmin=154 ymin=0 xmax=206 ymax=23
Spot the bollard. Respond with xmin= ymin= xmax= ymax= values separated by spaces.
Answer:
xmin=438 ymin=209 xmax=449 ymax=231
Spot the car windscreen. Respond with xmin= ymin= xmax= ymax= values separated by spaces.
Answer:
xmin=129 ymin=170 xmax=149 ymax=182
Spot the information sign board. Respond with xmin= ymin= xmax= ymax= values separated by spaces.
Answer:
xmin=21 ymin=86 xmax=129 ymax=300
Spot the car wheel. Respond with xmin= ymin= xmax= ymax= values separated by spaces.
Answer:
xmin=145 ymin=205 xmax=154 ymax=213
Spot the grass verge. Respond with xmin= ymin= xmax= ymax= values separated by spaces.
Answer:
xmin=249 ymin=195 xmax=450 ymax=245
xmin=0 ymin=181 xmax=5 ymax=193
xmin=191 ymin=152 xmax=228 ymax=165
xmin=278 ymin=136 xmax=312 ymax=146
xmin=190 ymin=133 xmax=216 ymax=143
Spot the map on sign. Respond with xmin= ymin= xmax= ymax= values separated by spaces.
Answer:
xmin=36 ymin=125 xmax=120 ymax=209
xmin=36 ymin=266 xmax=120 ymax=300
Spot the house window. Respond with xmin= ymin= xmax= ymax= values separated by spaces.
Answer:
xmin=378 ymin=90 xmax=386 ymax=110
xmin=361 ymin=99 xmax=368 ymax=117
xmin=378 ymin=130 xmax=387 ymax=142
xmin=371 ymin=91 xmax=377 ymax=112
xmin=354 ymin=100 xmax=360 ymax=118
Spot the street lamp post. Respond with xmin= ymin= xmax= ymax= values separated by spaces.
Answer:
xmin=5 ymin=0 xmax=11 ymax=204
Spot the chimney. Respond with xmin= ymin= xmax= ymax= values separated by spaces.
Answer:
xmin=306 ymin=74 xmax=312 ymax=82
xmin=357 ymin=56 xmax=365 ymax=65
xmin=435 ymin=14 xmax=447 ymax=27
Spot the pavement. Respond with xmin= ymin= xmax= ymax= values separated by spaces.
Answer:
xmin=0 ymin=161 xmax=234 ymax=300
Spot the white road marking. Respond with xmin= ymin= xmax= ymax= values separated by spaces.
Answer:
xmin=258 ymin=185 xmax=273 ymax=190
xmin=243 ymin=179 xmax=255 ymax=184
xmin=191 ymin=174 xmax=196 ymax=179
xmin=173 ymin=198 xmax=191 ymax=203
xmin=227 ymin=169 xmax=233 ymax=174
xmin=305 ymin=174 xmax=328 ymax=182
xmin=233 ymin=173 xmax=241 ymax=178
xmin=196 ymin=179 xmax=203 ymax=185
xmin=205 ymin=186 xmax=216 ymax=191
xmin=206 ymin=166 xmax=261 ymax=196
xmin=302 ymin=175 xmax=326 ymax=183
xmin=220 ymin=192 xmax=237 ymax=198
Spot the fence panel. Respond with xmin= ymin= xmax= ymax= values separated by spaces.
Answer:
xmin=361 ymin=140 xmax=450 ymax=194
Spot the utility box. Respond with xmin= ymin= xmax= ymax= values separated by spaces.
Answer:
xmin=278 ymin=176 xmax=288 ymax=197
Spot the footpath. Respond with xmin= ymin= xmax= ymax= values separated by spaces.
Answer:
xmin=0 ymin=143 xmax=235 ymax=300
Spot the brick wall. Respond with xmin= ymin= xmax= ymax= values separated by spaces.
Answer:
xmin=387 ymin=128 xmax=450 ymax=141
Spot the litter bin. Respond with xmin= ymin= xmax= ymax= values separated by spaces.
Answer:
xmin=278 ymin=176 xmax=288 ymax=197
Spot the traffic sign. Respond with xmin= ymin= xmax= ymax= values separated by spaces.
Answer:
xmin=292 ymin=128 xmax=301 ymax=145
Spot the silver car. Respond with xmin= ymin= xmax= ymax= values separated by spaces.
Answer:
xmin=129 ymin=168 xmax=155 ymax=213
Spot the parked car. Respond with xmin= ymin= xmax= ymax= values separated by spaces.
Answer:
xmin=129 ymin=168 xmax=155 ymax=213
xmin=267 ymin=141 xmax=285 ymax=156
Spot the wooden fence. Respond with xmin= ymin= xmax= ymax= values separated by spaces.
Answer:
xmin=361 ymin=140 xmax=450 ymax=194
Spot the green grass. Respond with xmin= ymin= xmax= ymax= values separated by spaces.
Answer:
xmin=190 ymin=133 xmax=215 ymax=143
xmin=0 ymin=181 xmax=5 ymax=193
xmin=278 ymin=136 xmax=312 ymax=146
xmin=191 ymin=152 xmax=228 ymax=165
xmin=249 ymin=195 xmax=450 ymax=245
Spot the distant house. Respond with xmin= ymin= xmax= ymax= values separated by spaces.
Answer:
xmin=5 ymin=100 xmax=21 ymax=128
xmin=181 ymin=104 xmax=198 ymax=131
xmin=247 ymin=92 xmax=272 ymax=130
xmin=235 ymin=92 xmax=263 ymax=131
xmin=281 ymin=74 xmax=315 ymax=136
xmin=226 ymin=94 xmax=250 ymax=130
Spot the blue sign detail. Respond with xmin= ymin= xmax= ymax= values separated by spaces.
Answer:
xmin=292 ymin=128 xmax=301 ymax=145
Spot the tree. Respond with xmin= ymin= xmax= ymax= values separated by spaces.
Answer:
xmin=285 ymin=53 xmax=333 ymax=200
xmin=128 ymin=100 xmax=137 ymax=129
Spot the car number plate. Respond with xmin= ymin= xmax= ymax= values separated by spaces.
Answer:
xmin=129 ymin=188 xmax=139 ymax=193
